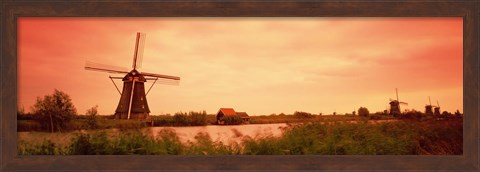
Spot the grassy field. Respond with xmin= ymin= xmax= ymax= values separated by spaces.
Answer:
xmin=18 ymin=118 xmax=462 ymax=155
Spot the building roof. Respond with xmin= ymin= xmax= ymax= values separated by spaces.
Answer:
xmin=218 ymin=108 xmax=237 ymax=116
xmin=236 ymin=112 xmax=249 ymax=118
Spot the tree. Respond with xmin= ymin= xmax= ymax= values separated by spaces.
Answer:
xmin=358 ymin=107 xmax=370 ymax=117
xmin=32 ymin=89 xmax=77 ymax=132
xmin=86 ymin=105 xmax=99 ymax=129
xmin=455 ymin=110 xmax=462 ymax=118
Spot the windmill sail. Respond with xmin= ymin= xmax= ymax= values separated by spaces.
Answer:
xmin=142 ymin=72 xmax=181 ymax=80
xmin=133 ymin=32 xmax=146 ymax=69
xmin=85 ymin=61 xmax=129 ymax=74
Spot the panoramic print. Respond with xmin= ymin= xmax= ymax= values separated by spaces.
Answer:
xmin=17 ymin=17 xmax=463 ymax=155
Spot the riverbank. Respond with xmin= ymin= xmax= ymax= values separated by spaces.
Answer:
xmin=18 ymin=119 xmax=462 ymax=155
xmin=18 ymin=114 xmax=395 ymax=132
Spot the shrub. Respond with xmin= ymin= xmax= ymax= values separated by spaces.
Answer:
xmin=85 ymin=105 xmax=99 ymax=130
xmin=400 ymin=110 xmax=423 ymax=120
xmin=17 ymin=120 xmax=42 ymax=132
xmin=173 ymin=112 xmax=190 ymax=126
xmin=18 ymin=139 xmax=59 ymax=155
xmin=189 ymin=111 xmax=207 ymax=126
xmin=293 ymin=111 xmax=313 ymax=118
xmin=358 ymin=107 xmax=370 ymax=117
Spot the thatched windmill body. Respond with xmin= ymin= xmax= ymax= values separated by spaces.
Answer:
xmin=389 ymin=88 xmax=408 ymax=116
xmin=85 ymin=32 xmax=180 ymax=120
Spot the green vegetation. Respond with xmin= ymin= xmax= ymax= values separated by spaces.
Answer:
xmin=31 ymin=89 xmax=77 ymax=132
xmin=18 ymin=118 xmax=147 ymax=132
xmin=150 ymin=111 xmax=210 ymax=126
xmin=85 ymin=105 xmax=99 ymax=129
xmin=18 ymin=89 xmax=463 ymax=155
xmin=18 ymin=119 xmax=462 ymax=155
xmin=293 ymin=111 xmax=314 ymax=118
xmin=358 ymin=107 xmax=370 ymax=117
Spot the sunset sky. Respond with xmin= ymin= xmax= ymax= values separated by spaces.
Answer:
xmin=18 ymin=17 xmax=463 ymax=116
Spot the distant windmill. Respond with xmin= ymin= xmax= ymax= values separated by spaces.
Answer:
xmin=85 ymin=32 xmax=180 ymax=120
xmin=425 ymin=96 xmax=440 ymax=116
xmin=389 ymin=88 xmax=408 ymax=116
xmin=434 ymin=100 xmax=441 ymax=116
xmin=425 ymin=96 xmax=434 ymax=115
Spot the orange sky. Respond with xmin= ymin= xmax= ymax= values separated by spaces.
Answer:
xmin=18 ymin=17 xmax=463 ymax=116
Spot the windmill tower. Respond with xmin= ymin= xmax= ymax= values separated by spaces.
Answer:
xmin=85 ymin=32 xmax=180 ymax=120
xmin=389 ymin=88 xmax=408 ymax=117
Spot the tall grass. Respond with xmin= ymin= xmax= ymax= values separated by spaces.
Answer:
xmin=18 ymin=119 xmax=462 ymax=155
xmin=18 ymin=119 xmax=147 ymax=132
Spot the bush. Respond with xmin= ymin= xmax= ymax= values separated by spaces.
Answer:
xmin=151 ymin=111 xmax=209 ymax=126
xmin=189 ymin=111 xmax=207 ymax=126
xmin=17 ymin=120 xmax=42 ymax=131
xmin=85 ymin=105 xmax=99 ymax=130
xmin=32 ymin=89 xmax=77 ymax=132
xmin=18 ymin=139 xmax=59 ymax=155
xmin=293 ymin=111 xmax=313 ymax=118
xmin=173 ymin=112 xmax=190 ymax=126
xmin=358 ymin=107 xmax=370 ymax=117
xmin=400 ymin=110 xmax=423 ymax=120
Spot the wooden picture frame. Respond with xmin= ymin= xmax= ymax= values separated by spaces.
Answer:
xmin=1 ymin=1 xmax=478 ymax=171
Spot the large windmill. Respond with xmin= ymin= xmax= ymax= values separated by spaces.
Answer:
xmin=389 ymin=88 xmax=408 ymax=116
xmin=85 ymin=32 xmax=180 ymax=120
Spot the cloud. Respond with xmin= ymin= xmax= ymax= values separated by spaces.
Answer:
xmin=18 ymin=17 xmax=463 ymax=115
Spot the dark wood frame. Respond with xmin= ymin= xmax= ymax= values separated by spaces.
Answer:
xmin=1 ymin=0 xmax=478 ymax=171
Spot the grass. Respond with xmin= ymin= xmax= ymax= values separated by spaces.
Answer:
xmin=18 ymin=118 xmax=462 ymax=155
xmin=18 ymin=119 xmax=147 ymax=132
xmin=18 ymin=113 xmax=395 ymax=132
xmin=248 ymin=114 xmax=393 ymax=124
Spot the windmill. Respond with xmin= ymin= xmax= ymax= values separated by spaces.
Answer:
xmin=85 ymin=32 xmax=180 ymax=120
xmin=425 ymin=96 xmax=440 ymax=116
xmin=425 ymin=96 xmax=434 ymax=115
xmin=434 ymin=100 xmax=441 ymax=116
xmin=389 ymin=88 xmax=408 ymax=116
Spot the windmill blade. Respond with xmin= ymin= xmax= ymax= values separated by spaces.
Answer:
xmin=145 ymin=77 xmax=180 ymax=85
xmin=133 ymin=32 xmax=146 ymax=69
xmin=399 ymin=102 xmax=408 ymax=105
xmin=85 ymin=61 xmax=129 ymax=74
xmin=395 ymin=88 xmax=399 ymax=101
xmin=142 ymin=72 xmax=181 ymax=80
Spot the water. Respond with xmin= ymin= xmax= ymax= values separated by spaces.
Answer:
xmin=149 ymin=123 xmax=288 ymax=143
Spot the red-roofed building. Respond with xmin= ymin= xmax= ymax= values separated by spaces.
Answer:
xmin=216 ymin=108 xmax=250 ymax=124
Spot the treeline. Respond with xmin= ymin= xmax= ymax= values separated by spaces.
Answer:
xmin=17 ymin=89 xmax=216 ymax=131
xmin=18 ymin=119 xmax=462 ymax=155
xmin=150 ymin=111 xmax=213 ymax=126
